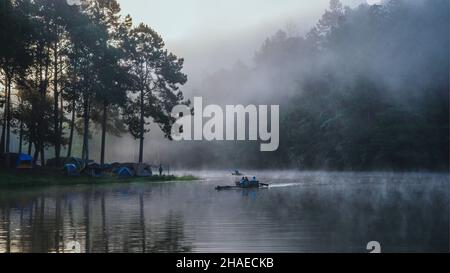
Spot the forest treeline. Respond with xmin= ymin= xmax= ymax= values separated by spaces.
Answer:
xmin=1 ymin=0 xmax=448 ymax=171
xmin=187 ymin=0 xmax=449 ymax=171
xmin=0 ymin=0 xmax=188 ymax=167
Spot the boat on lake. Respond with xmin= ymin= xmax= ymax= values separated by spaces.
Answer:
xmin=215 ymin=175 xmax=269 ymax=191
xmin=215 ymin=183 xmax=270 ymax=191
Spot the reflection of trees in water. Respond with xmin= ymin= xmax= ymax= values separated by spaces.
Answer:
xmin=0 ymin=187 xmax=192 ymax=253
xmin=83 ymin=192 xmax=91 ymax=253
xmin=101 ymin=193 xmax=109 ymax=253
xmin=0 ymin=196 xmax=60 ymax=253
xmin=146 ymin=212 xmax=192 ymax=253
xmin=121 ymin=192 xmax=192 ymax=253
xmin=1 ymin=174 xmax=446 ymax=253
xmin=29 ymin=197 xmax=52 ymax=252
xmin=1 ymin=207 xmax=11 ymax=253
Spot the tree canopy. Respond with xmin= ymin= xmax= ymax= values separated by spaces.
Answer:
xmin=0 ymin=0 xmax=188 ymax=166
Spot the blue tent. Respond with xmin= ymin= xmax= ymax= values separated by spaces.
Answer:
xmin=64 ymin=157 xmax=83 ymax=169
xmin=16 ymin=154 xmax=33 ymax=169
xmin=117 ymin=167 xmax=133 ymax=178
xmin=64 ymin=164 xmax=79 ymax=176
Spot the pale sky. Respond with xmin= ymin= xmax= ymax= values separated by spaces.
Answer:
xmin=117 ymin=0 xmax=367 ymax=85
xmin=119 ymin=0 xmax=365 ymax=42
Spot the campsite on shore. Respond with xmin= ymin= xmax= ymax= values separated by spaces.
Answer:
xmin=0 ymin=153 xmax=197 ymax=188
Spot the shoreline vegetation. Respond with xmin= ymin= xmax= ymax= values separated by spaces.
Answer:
xmin=0 ymin=170 xmax=199 ymax=189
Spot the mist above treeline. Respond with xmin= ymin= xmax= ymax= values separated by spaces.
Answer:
xmin=179 ymin=0 xmax=449 ymax=171
xmin=1 ymin=0 xmax=449 ymax=172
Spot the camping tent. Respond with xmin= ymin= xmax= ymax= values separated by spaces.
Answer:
xmin=117 ymin=167 xmax=133 ymax=178
xmin=16 ymin=154 xmax=33 ymax=169
xmin=64 ymin=157 xmax=83 ymax=169
xmin=64 ymin=164 xmax=79 ymax=176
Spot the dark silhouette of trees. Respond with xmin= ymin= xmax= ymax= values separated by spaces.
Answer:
xmin=0 ymin=0 xmax=188 ymax=167
xmin=123 ymin=23 xmax=188 ymax=164
xmin=0 ymin=0 xmax=33 ymax=161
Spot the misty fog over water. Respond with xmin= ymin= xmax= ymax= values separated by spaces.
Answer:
xmin=0 ymin=171 xmax=448 ymax=253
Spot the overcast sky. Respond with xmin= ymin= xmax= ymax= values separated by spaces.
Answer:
xmin=118 ymin=0 xmax=368 ymax=41
xmin=117 ymin=0 xmax=369 ymax=86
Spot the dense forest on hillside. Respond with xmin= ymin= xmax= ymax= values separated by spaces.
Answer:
xmin=186 ymin=0 xmax=449 ymax=171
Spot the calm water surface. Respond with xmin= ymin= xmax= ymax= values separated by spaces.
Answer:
xmin=0 ymin=171 xmax=448 ymax=253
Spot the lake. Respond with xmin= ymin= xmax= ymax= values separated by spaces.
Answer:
xmin=0 ymin=171 xmax=448 ymax=253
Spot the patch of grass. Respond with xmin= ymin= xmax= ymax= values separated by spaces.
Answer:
xmin=0 ymin=170 xmax=200 ymax=189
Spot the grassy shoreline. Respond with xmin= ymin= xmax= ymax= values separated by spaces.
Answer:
xmin=0 ymin=170 xmax=199 ymax=189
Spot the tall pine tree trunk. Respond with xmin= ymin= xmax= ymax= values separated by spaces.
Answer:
xmin=100 ymin=101 xmax=107 ymax=165
xmin=36 ymin=61 xmax=48 ymax=167
xmin=33 ymin=142 xmax=39 ymax=163
xmin=0 ymin=118 xmax=5 ymax=155
xmin=5 ymin=76 xmax=11 ymax=154
xmin=28 ymin=139 xmax=32 ymax=155
xmin=0 ymin=75 xmax=8 ymax=155
xmin=18 ymin=120 xmax=23 ymax=154
xmin=82 ymin=94 xmax=90 ymax=166
xmin=5 ymin=76 xmax=11 ymax=167
xmin=59 ymin=92 xmax=63 ymax=157
xmin=139 ymin=89 xmax=144 ymax=164
xmin=40 ymin=146 xmax=45 ymax=167
xmin=67 ymin=99 xmax=75 ymax=158
xmin=53 ymin=40 xmax=60 ymax=166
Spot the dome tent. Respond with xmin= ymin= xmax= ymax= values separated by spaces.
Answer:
xmin=16 ymin=154 xmax=33 ymax=169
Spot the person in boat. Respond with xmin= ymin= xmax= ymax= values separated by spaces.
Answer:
xmin=240 ymin=176 xmax=249 ymax=187
xmin=250 ymin=176 xmax=258 ymax=186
